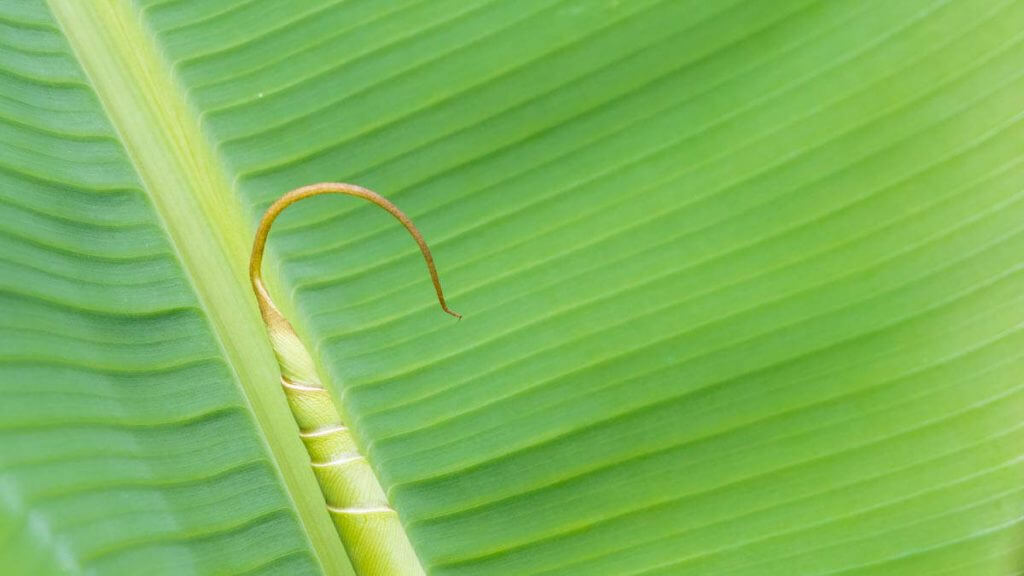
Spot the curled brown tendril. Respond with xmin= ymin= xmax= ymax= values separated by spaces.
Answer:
xmin=248 ymin=182 xmax=461 ymax=320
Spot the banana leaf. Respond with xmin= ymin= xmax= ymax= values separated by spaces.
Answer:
xmin=1 ymin=0 xmax=1022 ymax=574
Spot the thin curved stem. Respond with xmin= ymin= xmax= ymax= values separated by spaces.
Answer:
xmin=249 ymin=182 xmax=461 ymax=320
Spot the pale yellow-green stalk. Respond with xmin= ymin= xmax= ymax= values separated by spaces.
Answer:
xmin=249 ymin=183 xmax=460 ymax=575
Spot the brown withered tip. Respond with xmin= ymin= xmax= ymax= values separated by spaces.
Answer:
xmin=249 ymin=182 xmax=461 ymax=321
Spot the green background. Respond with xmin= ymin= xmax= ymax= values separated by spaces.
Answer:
xmin=1 ymin=0 xmax=1023 ymax=574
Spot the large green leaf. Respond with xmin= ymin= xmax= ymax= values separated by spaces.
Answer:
xmin=2 ymin=0 xmax=1023 ymax=574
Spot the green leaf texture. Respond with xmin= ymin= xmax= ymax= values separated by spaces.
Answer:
xmin=2 ymin=0 xmax=1024 ymax=575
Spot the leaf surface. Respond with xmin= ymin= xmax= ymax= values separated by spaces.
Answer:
xmin=1 ymin=0 xmax=1023 ymax=575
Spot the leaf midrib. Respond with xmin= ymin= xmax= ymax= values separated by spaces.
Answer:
xmin=44 ymin=1 xmax=349 ymax=573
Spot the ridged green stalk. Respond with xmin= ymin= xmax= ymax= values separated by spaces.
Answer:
xmin=249 ymin=183 xmax=460 ymax=575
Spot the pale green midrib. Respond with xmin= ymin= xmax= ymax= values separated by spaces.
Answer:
xmin=44 ymin=1 xmax=350 ymax=574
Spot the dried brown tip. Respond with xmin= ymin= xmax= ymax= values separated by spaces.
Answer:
xmin=249 ymin=182 xmax=460 ymax=320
